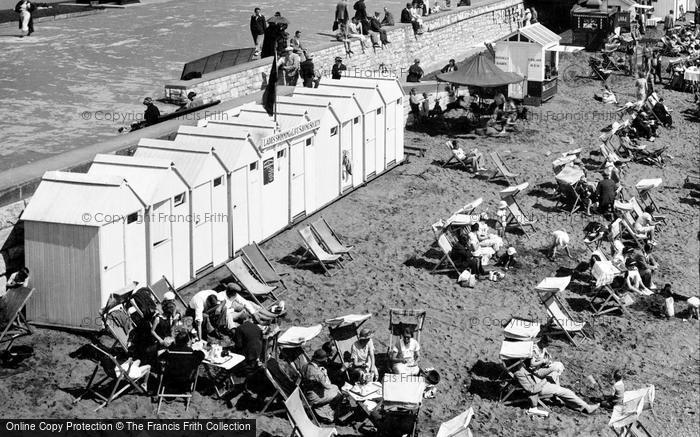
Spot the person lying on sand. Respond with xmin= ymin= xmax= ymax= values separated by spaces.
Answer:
xmin=513 ymin=360 xmax=600 ymax=415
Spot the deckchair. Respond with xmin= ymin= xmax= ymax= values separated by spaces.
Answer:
xmin=387 ymin=308 xmax=426 ymax=366
xmin=325 ymin=314 xmax=372 ymax=367
xmin=277 ymin=324 xmax=323 ymax=373
xmin=225 ymin=256 xmax=279 ymax=307
xmin=295 ymin=226 xmax=343 ymax=277
xmin=536 ymin=277 xmax=591 ymax=347
xmin=443 ymin=141 xmax=475 ymax=171
xmin=446 ymin=198 xmax=483 ymax=227
xmin=609 ymin=385 xmax=655 ymax=437
xmin=502 ymin=317 xmax=541 ymax=341
xmin=629 ymin=197 xmax=666 ymax=227
xmin=617 ymin=210 xmax=648 ymax=250
xmin=285 ymin=387 xmax=338 ymax=437
xmin=498 ymin=340 xmax=549 ymax=408
xmin=589 ymin=260 xmax=633 ymax=317
xmin=554 ymin=165 xmax=584 ymax=215
xmin=381 ymin=374 xmax=424 ymax=437
xmin=74 ymin=344 xmax=151 ymax=411
xmin=431 ymin=233 xmax=461 ymax=276
xmin=436 ymin=407 xmax=474 ymax=437
xmin=634 ymin=180 xmax=667 ymax=224
xmin=260 ymin=357 xmax=302 ymax=416
xmin=102 ymin=304 xmax=136 ymax=353
xmin=156 ymin=350 xmax=202 ymax=413
xmin=0 ymin=286 xmax=34 ymax=352
xmin=488 ymin=152 xmax=519 ymax=185
xmin=311 ymin=217 xmax=354 ymax=261
xmin=149 ymin=276 xmax=188 ymax=316
xmin=241 ymin=241 xmax=289 ymax=291
xmin=499 ymin=183 xmax=536 ymax=238
xmin=599 ymin=143 xmax=631 ymax=169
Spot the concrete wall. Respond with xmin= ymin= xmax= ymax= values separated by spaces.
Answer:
xmin=0 ymin=0 xmax=523 ymax=281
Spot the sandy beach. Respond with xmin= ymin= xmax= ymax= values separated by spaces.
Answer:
xmin=1 ymin=53 xmax=699 ymax=436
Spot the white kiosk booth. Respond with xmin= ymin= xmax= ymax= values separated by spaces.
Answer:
xmin=23 ymin=171 xmax=147 ymax=330
xmin=88 ymin=154 xmax=192 ymax=288
xmin=134 ymin=139 xmax=229 ymax=273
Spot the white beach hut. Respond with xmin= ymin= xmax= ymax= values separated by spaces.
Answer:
xmin=87 ymin=154 xmax=192 ymax=288
xmin=134 ymin=138 xmax=229 ymax=274
xmin=22 ymin=171 xmax=147 ymax=330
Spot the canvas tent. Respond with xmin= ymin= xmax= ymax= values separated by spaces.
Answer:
xmin=22 ymin=171 xmax=147 ymax=329
xmin=87 ymin=154 xmax=192 ymax=288
xmin=134 ymin=138 xmax=229 ymax=273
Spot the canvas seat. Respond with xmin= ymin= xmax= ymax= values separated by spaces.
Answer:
xmin=635 ymin=179 xmax=665 ymax=220
xmin=156 ymin=350 xmax=203 ymax=413
xmin=590 ymin=260 xmax=633 ymax=317
xmin=225 ymin=256 xmax=279 ymax=307
xmin=295 ymin=226 xmax=343 ymax=277
xmin=488 ymin=152 xmax=519 ymax=185
xmin=499 ymin=183 xmax=536 ymax=238
xmin=387 ymin=308 xmax=426 ymax=374
xmin=446 ymin=198 xmax=483 ymax=227
xmin=554 ymin=165 xmax=584 ymax=215
xmin=0 ymin=287 xmax=34 ymax=352
xmin=74 ymin=344 xmax=151 ymax=411
xmin=443 ymin=141 xmax=476 ymax=172
xmin=629 ymin=197 xmax=666 ymax=227
xmin=431 ymin=233 xmax=461 ymax=276
xmin=277 ymin=325 xmax=323 ymax=373
xmin=102 ymin=304 xmax=136 ymax=353
xmin=325 ymin=314 xmax=372 ymax=367
xmin=436 ymin=407 xmax=474 ymax=437
xmin=311 ymin=218 xmax=354 ymax=261
xmin=609 ymin=385 xmax=655 ymax=437
xmin=241 ymin=241 xmax=289 ymax=292
xmin=285 ymin=387 xmax=338 ymax=437
xmin=148 ymin=276 xmax=189 ymax=316
xmin=536 ymin=277 xmax=591 ymax=347
xmin=260 ymin=357 xmax=302 ymax=416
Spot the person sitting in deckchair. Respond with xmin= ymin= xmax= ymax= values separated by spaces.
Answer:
xmin=634 ymin=205 xmax=657 ymax=245
xmin=466 ymin=223 xmax=495 ymax=265
xmin=146 ymin=292 xmax=181 ymax=365
xmin=528 ymin=343 xmax=565 ymax=385
xmin=513 ymin=360 xmax=600 ymax=415
xmin=623 ymin=260 xmax=653 ymax=296
xmin=611 ymin=240 xmax=627 ymax=271
xmin=476 ymin=213 xmax=504 ymax=252
xmin=348 ymin=328 xmax=378 ymax=383
xmin=219 ymin=283 xmax=280 ymax=326
xmin=602 ymin=369 xmax=625 ymax=409
xmin=449 ymin=140 xmax=486 ymax=172
xmin=390 ymin=326 xmax=420 ymax=375
xmin=636 ymin=244 xmax=659 ymax=289
xmin=577 ymin=175 xmax=596 ymax=216
xmin=301 ymin=349 xmax=345 ymax=423
xmin=188 ymin=290 xmax=222 ymax=341
xmin=548 ymin=230 xmax=573 ymax=260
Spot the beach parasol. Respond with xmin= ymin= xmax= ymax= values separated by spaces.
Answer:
xmin=436 ymin=52 xmax=523 ymax=88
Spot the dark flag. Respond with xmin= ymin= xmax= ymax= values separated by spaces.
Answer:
xmin=262 ymin=55 xmax=277 ymax=116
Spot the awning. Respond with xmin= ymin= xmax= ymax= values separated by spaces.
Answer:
xmin=436 ymin=52 xmax=523 ymax=88
xmin=549 ymin=45 xmax=585 ymax=53
xmin=634 ymin=4 xmax=653 ymax=9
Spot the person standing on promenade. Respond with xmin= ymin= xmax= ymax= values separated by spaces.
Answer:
xmin=250 ymin=7 xmax=267 ymax=58
xmin=353 ymin=0 xmax=369 ymax=35
xmin=300 ymin=53 xmax=316 ymax=88
xmin=290 ymin=30 xmax=307 ymax=61
xmin=331 ymin=56 xmax=347 ymax=79
xmin=278 ymin=47 xmax=301 ymax=86
xmin=14 ymin=0 xmax=35 ymax=37
xmin=335 ymin=0 xmax=349 ymax=30
xmin=381 ymin=6 xmax=395 ymax=25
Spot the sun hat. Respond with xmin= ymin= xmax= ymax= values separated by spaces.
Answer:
xmin=507 ymin=247 xmax=517 ymax=256
xmin=163 ymin=291 xmax=175 ymax=301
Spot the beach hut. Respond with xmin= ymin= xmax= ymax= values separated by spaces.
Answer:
xmin=172 ymin=126 xmax=264 ymax=253
xmin=571 ymin=2 xmax=620 ymax=50
xmin=134 ymin=138 xmax=229 ymax=273
xmin=292 ymin=88 xmax=365 ymax=189
xmin=22 ymin=171 xmax=147 ymax=330
xmin=318 ymin=80 xmax=385 ymax=180
xmin=87 ymin=154 xmax=192 ymax=288
xmin=494 ymin=23 xmax=564 ymax=104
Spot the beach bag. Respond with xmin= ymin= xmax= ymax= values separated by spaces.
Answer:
xmin=458 ymin=270 xmax=476 ymax=288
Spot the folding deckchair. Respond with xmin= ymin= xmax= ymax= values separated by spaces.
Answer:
xmin=0 ymin=287 xmax=34 ymax=352
xmin=156 ymin=350 xmax=202 ymax=413
xmin=443 ymin=141 xmax=475 ymax=171
xmin=285 ymin=387 xmax=338 ymax=437
xmin=634 ymin=179 xmax=667 ymax=224
xmin=536 ymin=277 xmax=591 ymax=347
xmin=629 ymin=197 xmax=666 ymax=227
xmin=295 ymin=226 xmax=343 ymax=277
xmin=498 ymin=340 xmax=549 ymax=408
xmin=225 ymin=256 xmax=279 ymax=307
xmin=387 ymin=308 xmax=426 ymax=363
xmin=241 ymin=241 xmax=289 ymax=291
xmin=311 ymin=217 xmax=354 ymax=261
xmin=599 ymin=143 xmax=631 ymax=169
xmin=616 ymin=210 xmax=648 ymax=250
xmin=499 ymin=183 xmax=536 ymax=238
xmin=381 ymin=374 xmax=424 ymax=437
xmin=325 ymin=314 xmax=372 ymax=367
xmin=431 ymin=233 xmax=461 ymax=276
xmin=74 ymin=344 xmax=151 ymax=411
xmin=446 ymin=198 xmax=483 ymax=227
xmin=149 ymin=276 xmax=188 ymax=316
xmin=260 ymin=357 xmax=302 ymax=416
xmin=609 ymin=385 xmax=655 ymax=437
xmin=277 ymin=324 xmax=323 ymax=373
xmin=554 ymin=165 xmax=584 ymax=215
xmin=102 ymin=304 xmax=136 ymax=353
xmin=589 ymin=260 xmax=633 ymax=317
xmin=502 ymin=317 xmax=541 ymax=341
xmin=436 ymin=407 xmax=474 ymax=437
xmin=488 ymin=152 xmax=519 ymax=185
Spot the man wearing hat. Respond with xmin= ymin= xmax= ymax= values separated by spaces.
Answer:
xmin=142 ymin=97 xmax=160 ymax=126
xmin=331 ymin=56 xmax=347 ymax=80
xmin=176 ymin=91 xmax=199 ymax=112
xmin=407 ymin=58 xmax=423 ymax=82
xmin=232 ymin=310 xmax=264 ymax=380
xmin=349 ymin=327 xmax=378 ymax=383
xmin=301 ymin=349 xmax=344 ymax=423
xmin=299 ymin=53 xmax=316 ymax=88
xmin=278 ymin=46 xmax=300 ymax=85
xmin=595 ymin=170 xmax=617 ymax=219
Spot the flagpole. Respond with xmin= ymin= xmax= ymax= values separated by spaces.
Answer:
xmin=274 ymin=53 xmax=278 ymax=124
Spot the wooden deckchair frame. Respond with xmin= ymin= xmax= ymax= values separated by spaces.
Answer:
xmin=554 ymin=179 xmax=581 ymax=215
xmin=155 ymin=350 xmax=200 ymax=414
xmin=388 ymin=308 xmax=426 ymax=362
xmin=311 ymin=217 xmax=355 ymax=261
xmin=537 ymin=290 xmax=590 ymax=347
xmin=325 ymin=314 xmax=371 ymax=367
xmin=590 ymin=284 xmax=632 ymax=317
xmin=295 ymin=226 xmax=343 ymax=277
xmin=630 ymin=197 xmax=666 ymax=225
xmin=488 ymin=152 xmax=519 ymax=185
xmin=617 ymin=212 xmax=647 ymax=250
xmin=74 ymin=344 xmax=150 ymax=411
xmin=0 ymin=287 xmax=34 ymax=352
xmin=443 ymin=141 xmax=474 ymax=171
xmin=503 ymin=196 xmax=536 ymax=238
xmin=148 ymin=276 xmax=188 ymax=316
xmin=431 ymin=233 xmax=461 ymax=275
xmin=260 ymin=357 xmax=301 ymax=416
xmin=285 ymin=387 xmax=338 ymax=437
xmin=102 ymin=304 xmax=135 ymax=353
xmin=241 ymin=241 xmax=289 ymax=291
xmin=498 ymin=358 xmax=551 ymax=410
xmin=613 ymin=421 xmax=653 ymax=437
xmin=225 ymin=256 xmax=279 ymax=307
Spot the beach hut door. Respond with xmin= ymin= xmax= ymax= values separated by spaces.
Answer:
xmin=385 ymin=104 xmax=396 ymax=165
xmin=364 ymin=114 xmax=376 ymax=177
xmin=231 ymin=166 xmax=250 ymax=252
xmin=150 ymin=200 xmax=174 ymax=285
xmin=99 ymin=221 xmax=126 ymax=299
xmin=289 ymin=141 xmax=306 ymax=220
xmin=192 ymin=183 xmax=213 ymax=272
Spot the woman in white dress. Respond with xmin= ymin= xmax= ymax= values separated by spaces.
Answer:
xmin=15 ymin=0 xmax=32 ymax=37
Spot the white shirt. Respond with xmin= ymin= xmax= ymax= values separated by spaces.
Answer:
xmin=216 ymin=291 xmax=260 ymax=315
xmin=552 ymin=230 xmax=570 ymax=247
xmin=393 ymin=338 xmax=420 ymax=366
xmin=189 ymin=289 xmax=218 ymax=322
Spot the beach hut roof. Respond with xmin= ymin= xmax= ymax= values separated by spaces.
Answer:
xmin=21 ymin=171 xmax=144 ymax=226
xmin=174 ymin=128 xmax=261 ymax=172
xmin=135 ymin=139 xmax=225 ymax=186
xmin=328 ymin=77 xmax=404 ymax=102
xmin=292 ymin=89 xmax=363 ymax=119
xmin=181 ymin=123 xmax=272 ymax=146
xmin=501 ymin=23 xmax=561 ymax=48
xmin=276 ymin=95 xmax=352 ymax=122
xmin=88 ymin=154 xmax=188 ymax=204
xmin=236 ymin=105 xmax=311 ymax=131
xmin=317 ymin=83 xmax=382 ymax=112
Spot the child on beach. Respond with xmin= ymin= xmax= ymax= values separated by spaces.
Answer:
xmin=549 ymin=229 xmax=573 ymax=260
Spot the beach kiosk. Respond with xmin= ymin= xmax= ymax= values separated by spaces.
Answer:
xmin=172 ymin=127 xmax=265 ymax=253
xmin=495 ymin=23 xmax=563 ymax=104
xmin=22 ymin=171 xmax=147 ymax=330
xmin=87 ymin=154 xmax=192 ymax=288
xmin=134 ymin=139 xmax=229 ymax=274
xmin=571 ymin=1 xmax=620 ymax=50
